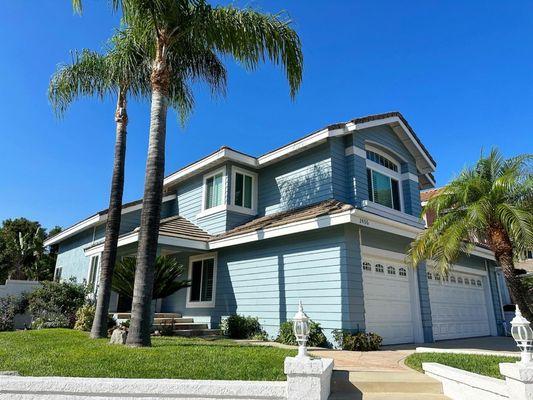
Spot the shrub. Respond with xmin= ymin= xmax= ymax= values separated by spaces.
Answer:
xmin=28 ymin=280 xmax=86 ymax=329
xmin=332 ymin=330 xmax=382 ymax=351
xmin=221 ymin=315 xmax=267 ymax=339
xmin=74 ymin=304 xmax=95 ymax=331
xmin=276 ymin=321 xmax=329 ymax=348
xmin=0 ymin=296 xmax=25 ymax=331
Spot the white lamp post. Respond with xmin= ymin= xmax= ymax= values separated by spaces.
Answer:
xmin=293 ymin=300 xmax=310 ymax=358
xmin=511 ymin=306 xmax=533 ymax=364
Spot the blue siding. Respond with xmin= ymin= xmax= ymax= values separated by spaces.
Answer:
xmin=56 ymin=228 xmax=103 ymax=283
xmin=330 ymin=137 xmax=350 ymax=203
xmin=258 ymin=143 xmax=333 ymax=216
xmin=416 ymin=261 xmax=434 ymax=342
xmin=402 ymin=179 xmax=422 ymax=217
xmin=343 ymin=225 xmax=365 ymax=331
xmin=487 ymin=261 xmax=505 ymax=335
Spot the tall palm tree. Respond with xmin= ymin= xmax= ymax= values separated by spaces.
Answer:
xmin=408 ymin=149 xmax=533 ymax=322
xmin=116 ymin=0 xmax=303 ymax=346
xmin=49 ymin=28 xmax=226 ymax=338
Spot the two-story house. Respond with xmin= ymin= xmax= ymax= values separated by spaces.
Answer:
xmin=44 ymin=112 xmax=504 ymax=344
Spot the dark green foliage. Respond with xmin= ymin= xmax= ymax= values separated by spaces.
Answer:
xmin=276 ymin=321 xmax=329 ymax=348
xmin=112 ymin=256 xmax=190 ymax=300
xmin=28 ymin=280 xmax=86 ymax=329
xmin=405 ymin=353 xmax=519 ymax=379
xmin=0 ymin=219 xmax=61 ymax=282
xmin=0 ymin=295 xmax=27 ymax=331
xmin=332 ymin=330 xmax=383 ymax=351
xmin=221 ymin=315 xmax=267 ymax=339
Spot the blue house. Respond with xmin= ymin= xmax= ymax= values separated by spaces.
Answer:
xmin=45 ymin=112 xmax=504 ymax=344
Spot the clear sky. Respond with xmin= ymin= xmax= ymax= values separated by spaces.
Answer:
xmin=1 ymin=1 xmax=532 ymax=230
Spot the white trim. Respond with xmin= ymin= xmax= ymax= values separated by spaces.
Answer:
xmin=53 ymin=266 xmax=63 ymax=282
xmin=164 ymin=148 xmax=256 ymax=188
xmin=197 ymin=204 xmax=227 ymax=219
xmin=365 ymin=141 xmax=410 ymax=164
xmin=402 ymin=172 xmax=419 ymax=182
xmin=344 ymin=145 xmax=366 ymax=158
xmin=209 ymin=210 xmax=354 ymax=249
xmin=44 ymin=194 xmax=177 ymax=247
xmin=230 ymin=166 xmax=258 ymax=215
xmin=186 ymin=253 xmax=218 ymax=309
xmin=200 ymin=167 xmax=227 ymax=213
xmin=87 ymin=253 xmax=101 ymax=290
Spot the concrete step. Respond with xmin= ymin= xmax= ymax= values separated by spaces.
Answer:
xmin=331 ymin=371 xmax=443 ymax=395
xmin=329 ymin=393 xmax=450 ymax=400
xmin=111 ymin=312 xmax=183 ymax=320
xmin=154 ymin=323 xmax=209 ymax=331
xmin=173 ymin=329 xmax=221 ymax=337
xmin=152 ymin=317 xmax=194 ymax=324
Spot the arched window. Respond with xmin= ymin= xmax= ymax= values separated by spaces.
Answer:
xmin=387 ymin=266 xmax=396 ymax=275
xmin=399 ymin=268 xmax=407 ymax=277
xmin=366 ymin=150 xmax=398 ymax=172
xmin=450 ymin=276 xmax=456 ymax=283
xmin=470 ymin=279 xmax=476 ymax=286
xmin=435 ymin=273 xmax=441 ymax=281
xmin=465 ymin=278 xmax=470 ymax=285
xmin=427 ymin=272 xmax=433 ymax=280
xmin=363 ymin=262 xmax=372 ymax=271
xmin=375 ymin=264 xmax=384 ymax=273
xmin=477 ymin=280 xmax=482 ymax=287
xmin=443 ymin=275 xmax=449 ymax=282
xmin=457 ymin=277 xmax=463 ymax=284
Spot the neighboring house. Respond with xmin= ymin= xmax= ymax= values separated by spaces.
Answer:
xmin=45 ymin=112 xmax=504 ymax=344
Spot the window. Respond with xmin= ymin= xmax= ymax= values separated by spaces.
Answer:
xmin=375 ymin=264 xmax=384 ymax=273
xmin=54 ymin=266 xmax=62 ymax=282
xmin=399 ymin=267 xmax=407 ymax=277
xmin=367 ymin=169 xmax=401 ymax=211
xmin=476 ymin=280 xmax=482 ymax=287
xmin=366 ymin=150 xmax=398 ymax=172
xmin=231 ymin=167 xmax=257 ymax=212
xmin=435 ymin=273 xmax=441 ymax=281
xmin=465 ymin=278 xmax=470 ymax=285
xmin=387 ymin=266 xmax=396 ymax=275
xmin=457 ymin=277 xmax=463 ymax=284
xmin=427 ymin=272 xmax=433 ymax=280
xmin=450 ymin=276 xmax=456 ymax=283
xmin=470 ymin=279 xmax=476 ymax=286
xmin=204 ymin=170 xmax=225 ymax=210
xmin=363 ymin=262 xmax=372 ymax=271
xmin=88 ymin=255 xmax=100 ymax=289
xmin=188 ymin=254 xmax=217 ymax=307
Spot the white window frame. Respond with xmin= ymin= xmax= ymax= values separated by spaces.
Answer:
xmin=87 ymin=254 xmax=101 ymax=290
xmin=230 ymin=166 xmax=258 ymax=215
xmin=199 ymin=167 xmax=227 ymax=217
xmin=54 ymin=266 xmax=63 ymax=282
xmin=186 ymin=253 xmax=218 ymax=308
xmin=365 ymin=145 xmax=404 ymax=213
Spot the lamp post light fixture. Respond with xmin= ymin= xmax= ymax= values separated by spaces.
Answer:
xmin=293 ymin=300 xmax=310 ymax=359
xmin=510 ymin=306 xmax=533 ymax=364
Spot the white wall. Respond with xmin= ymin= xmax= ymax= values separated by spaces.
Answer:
xmin=0 ymin=280 xmax=41 ymax=329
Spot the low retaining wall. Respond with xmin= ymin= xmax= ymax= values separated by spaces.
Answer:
xmin=423 ymin=362 xmax=508 ymax=400
xmin=0 ymin=357 xmax=333 ymax=400
xmin=0 ymin=280 xmax=41 ymax=329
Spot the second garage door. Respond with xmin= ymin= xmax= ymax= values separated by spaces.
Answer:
xmin=428 ymin=270 xmax=491 ymax=341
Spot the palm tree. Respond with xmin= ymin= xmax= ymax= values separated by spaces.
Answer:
xmin=408 ymin=149 xmax=533 ymax=322
xmin=112 ymin=256 xmax=190 ymax=300
xmin=49 ymin=28 xmax=226 ymax=338
xmin=116 ymin=0 xmax=303 ymax=346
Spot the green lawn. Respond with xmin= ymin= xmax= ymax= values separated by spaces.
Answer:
xmin=0 ymin=329 xmax=296 ymax=380
xmin=404 ymin=352 xmax=519 ymax=379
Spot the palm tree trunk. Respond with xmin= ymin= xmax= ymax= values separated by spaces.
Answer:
xmin=126 ymin=47 xmax=169 ymax=347
xmin=90 ymin=89 xmax=128 ymax=339
xmin=490 ymin=227 xmax=533 ymax=322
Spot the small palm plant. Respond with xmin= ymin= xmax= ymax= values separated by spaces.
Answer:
xmin=408 ymin=149 xmax=533 ymax=321
xmin=112 ymin=256 xmax=190 ymax=301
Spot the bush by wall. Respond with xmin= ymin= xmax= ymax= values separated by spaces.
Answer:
xmin=28 ymin=280 xmax=86 ymax=329
xmin=74 ymin=304 xmax=116 ymax=332
xmin=0 ymin=295 xmax=27 ymax=331
xmin=220 ymin=315 xmax=267 ymax=339
xmin=332 ymin=330 xmax=382 ymax=351
xmin=276 ymin=321 xmax=329 ymax=348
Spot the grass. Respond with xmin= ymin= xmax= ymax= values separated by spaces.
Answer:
xmin=404 ymin=352 xmax=519 ymax=379
xmin=0 ymin=329 xmax=296 ymax=380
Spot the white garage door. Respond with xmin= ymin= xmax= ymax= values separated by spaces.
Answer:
xmin=428 ymin=270 xmax=491 ymax=341
xmin=362 ymin=259 xmax=415 ymax=345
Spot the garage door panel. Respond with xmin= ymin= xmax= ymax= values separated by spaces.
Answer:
xmin=429 ymin=271 xmax=491 ymax=341
xmin=362 ymin=260 xmax=415 ymax=345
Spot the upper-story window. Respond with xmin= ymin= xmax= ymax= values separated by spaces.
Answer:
xmin=87 ymin=254 xmax=100 ymax=289
xmin=203 ymin=168 xmax=225 ymax=210
xmin=366 ymin=147 xmax=402 ymax=212
xmin=366 ymin=150 xmax=398 ymax=172
xmin=231 ymin=166 xmax=258 ymax=214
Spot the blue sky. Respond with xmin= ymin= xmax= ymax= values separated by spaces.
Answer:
xmin=1 ymin=1 xmax=532 ymax=230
